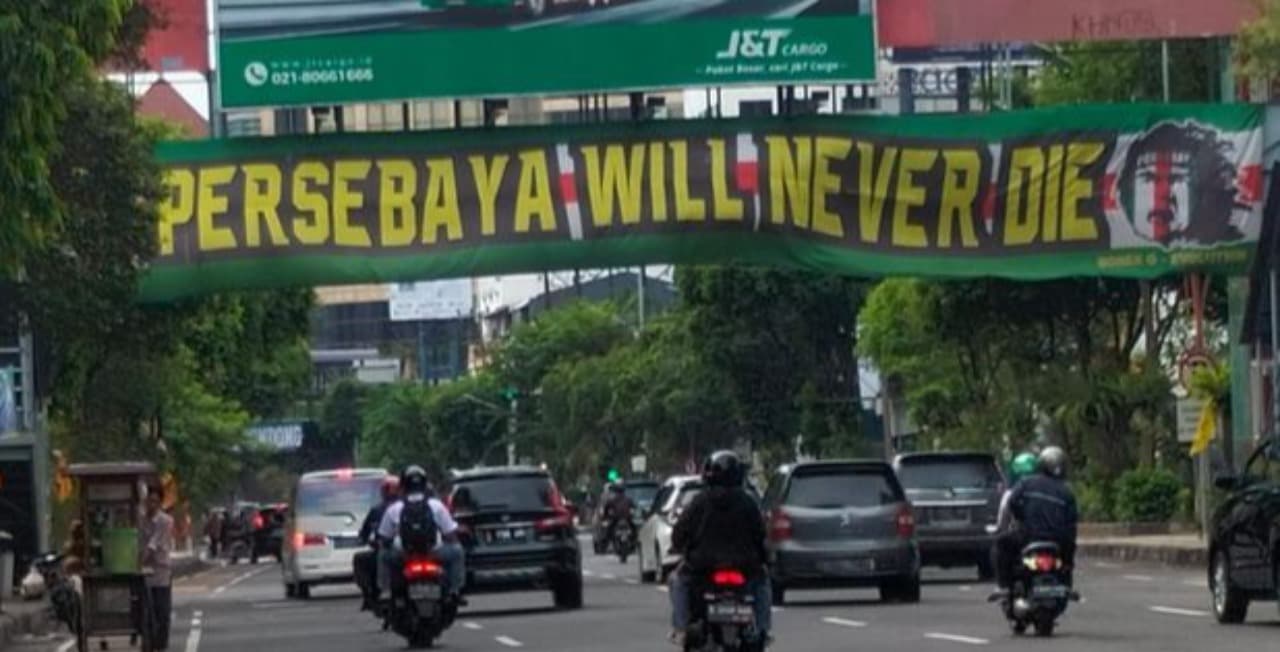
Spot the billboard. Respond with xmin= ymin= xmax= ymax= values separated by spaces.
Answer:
xmin=390 ymin=279 xmax=474 ymax=321
xmin=877 ymin=0 xmax=1256 ymax=48
xmin=143 ymin=104 xmax=1263 ymax=301
xmin=216 ymin=0 xmax=877 ymax=108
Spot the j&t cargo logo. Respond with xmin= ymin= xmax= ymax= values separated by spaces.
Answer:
xmin=715 ymin=29 xmax=828 ymax=60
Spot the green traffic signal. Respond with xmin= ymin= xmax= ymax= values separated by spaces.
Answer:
xmin=607 ymin=468 xmax=620 ymax=482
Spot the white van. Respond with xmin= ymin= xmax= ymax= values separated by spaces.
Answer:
xmin=282 ymin=468 xmax=388 ymax=599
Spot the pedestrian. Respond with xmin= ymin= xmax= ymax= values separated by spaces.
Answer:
xmin=204 ymin=509 xmax=224 ymax=559
xmin=141 ymin=482 xmax=174 ymax=651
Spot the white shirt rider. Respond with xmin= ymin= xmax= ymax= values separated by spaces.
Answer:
xmin=377 ymin=492 xmax=458 ymax=548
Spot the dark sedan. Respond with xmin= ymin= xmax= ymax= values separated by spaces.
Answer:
xmin=1208 ymin=437 xmax=1280 ymax=623
xmin=893 ymin=452 xmax=1004 ymax=580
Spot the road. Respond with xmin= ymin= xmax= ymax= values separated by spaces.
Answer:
xmin=35 ymin=541 xmax=1279 ymax=652
xmin=219 ymin=0 xmax=862 ymax=41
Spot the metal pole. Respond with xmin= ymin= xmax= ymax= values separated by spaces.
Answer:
xmin=637 ymin=266 xmax=646 ymax=330
xmin=507 ymin=396 xmax=518 ymax=466
xmin=1161 ymin=40 xmax=1171 ymax=103
xmin=1269 ymin=268 xmax=1279 ymax=439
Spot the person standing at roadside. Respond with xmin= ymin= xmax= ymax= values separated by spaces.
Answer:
xmin=142 ymin=483 xmax=175 ymax=650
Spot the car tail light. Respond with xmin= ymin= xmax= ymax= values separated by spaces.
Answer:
xmin=293 ymin=532 xmax=325 ymax=550
xmin=711 ymin=568 xmax=746 ymax=588
xmin=404 ymin=557 xmax=443 ymax=581
xmin=768 ymin=509 xmax=792 ymax=542
xmin=536 ymin=512 xmax=573 ymax=532
xmin=252 ymin=513 xmax=265 ymax=530
xmin=336 ymin=468 xmax=353 ymax=481
xmin=895 ymin=505 xmax=916 ymax=539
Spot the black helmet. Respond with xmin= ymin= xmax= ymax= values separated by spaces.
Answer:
xmin=401 ymin=465 xmax=430 ymax=494
xmin=702 ymin=450 xmax=744 ymax=488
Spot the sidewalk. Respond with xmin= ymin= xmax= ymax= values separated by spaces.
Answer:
xmin=1078 ymin=533 xmax=1206 ymax=568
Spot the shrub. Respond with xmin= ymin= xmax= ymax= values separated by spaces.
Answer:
xmin=1113 ymin=468 xmax=1183 ymax=523
xmin=1075 ymin=480 xmax=1114 ymax=522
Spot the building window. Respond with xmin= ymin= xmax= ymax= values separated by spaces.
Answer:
xmin=225 ymin=111 xmax=262 ymax=137
xmin=367 ymin=102 xmax=406 ymax=132
xmin=411 ymin=100 xmax=454 ymax=129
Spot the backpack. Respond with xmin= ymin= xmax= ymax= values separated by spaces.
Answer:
xmin=399 ymin=495 xmax=439 ymax=554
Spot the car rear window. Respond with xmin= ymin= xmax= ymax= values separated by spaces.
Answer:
xmin=897 ymin=457 xmax=1002 ymax=491
xmin=450 ymin=475 xmax=556 ymax=514
xmin=785 ymin=468 xmax=903 ymax=508
xmin=296 ymin=476 xmax=384 ymax=519
xmin=625 ymin=484 xmax=659 ymax=509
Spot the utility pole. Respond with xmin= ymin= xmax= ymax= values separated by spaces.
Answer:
xmin=506 ymin=395 xmax=518 ymax=466
xmin=637 ymin=265 xmax=646 ymax=330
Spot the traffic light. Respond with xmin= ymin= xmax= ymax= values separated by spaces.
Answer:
xmin=501 ymin=386 xmax=519 ymax=401
xmin=606 ymin=468 xmax=621 ymax=483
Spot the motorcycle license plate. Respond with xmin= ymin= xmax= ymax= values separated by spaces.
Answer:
xmin=1031 ymin=584 xmax=1068 ymax=599
xmin=708 ymin=604 xmax=754 ymax=624
xmin=409 ymin=583 xmax=441 ymax=600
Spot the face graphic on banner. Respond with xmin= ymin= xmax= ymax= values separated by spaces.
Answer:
xmin=1120 ymin=122 xmax=1246 ymax=247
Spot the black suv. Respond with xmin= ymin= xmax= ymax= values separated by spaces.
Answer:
xmin=893 ymin=452 xmax=1004 ymax=580
xmin=1208 ymin=438 xmax=1280 ymax=624
xmin=447 ymin=467 xmax=583 ymax=609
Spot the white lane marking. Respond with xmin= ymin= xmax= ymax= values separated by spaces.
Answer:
xmin=822 ymin=617 xmax=867 ymax=628
xmin=56 ymin=639 xmax=76 ymax=652
xmin=1182 ymin=579 xmax=1208 ymax=588
xmin=212 ymin=567 xmax=264 ymax=594
xmin=185 ymin=611 xmax=204 ymax=652
xmin=582 ymin=570 xmax=596 ymax=577
xmin=495 ymin=635 xmax=524 ymax=647
xmin=771 ymin=606 xmax=784 ymax=613
xmin=624 ymin=578 xmax=639 ymax=585
xmin=657 ymin=586 xmax=669 ymax=593
xmin=958 ymin=585 xmax=973 ymax=592
xmin=1149 ymin=605 xmax=1211 ymax=617
xmin=1122 ymin=574 xmax=1154 ymax=582
xmin=601 ymin=573 xmax=617 ymax=580
xmin=462 ymin=621 xmax=483 ymax=630
xmin=1094 ymin=561 xmax=1119 ymax=569
xmin=925 ymin=632 xmax=990 ymax=645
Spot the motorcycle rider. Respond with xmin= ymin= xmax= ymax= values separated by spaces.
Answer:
xmin=994 ymin=446 xmax=1079 ymax=595
xmin=376 ymin=466 xmax=466 ymax=607
xmin=355 ymin=475 xmax=400 ymax=611
xmin=668 ymin=450 xmax=771 ymax=647
xmin=601 ymin=483 xmax=636 ymax=552
xmin=992 ymin=452 xmax=1039 ymax=591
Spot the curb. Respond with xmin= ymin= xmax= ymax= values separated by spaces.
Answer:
xmin=1079 ymin=542 xmax=1207 ymax=569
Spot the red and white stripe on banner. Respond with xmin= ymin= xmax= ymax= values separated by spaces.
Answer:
xmin=981 ymin=143 xmax=1002 ymax=235
xmin=735 ymin=133 xmax=762 ymax=229
xmin=555 ymin=144 xmax=584 ymax=241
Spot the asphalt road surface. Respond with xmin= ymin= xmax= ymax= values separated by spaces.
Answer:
xmin=36 ymin=540 xmax=1280 ymax=652
xmin=219 ymin=0 xmax=864 ymax=40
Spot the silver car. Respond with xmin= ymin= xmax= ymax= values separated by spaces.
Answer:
xmin=763 ymin=460 xmax=921 ymax=605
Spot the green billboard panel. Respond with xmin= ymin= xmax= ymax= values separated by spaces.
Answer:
xmin=216 ymin=0 xmax=877 ymax=108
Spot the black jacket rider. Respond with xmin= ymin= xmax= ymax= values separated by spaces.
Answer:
xmin=671 ymin=486 xmax=767 ymax=579
xmin=1008 ymin=472 xmax=1079 ymax=559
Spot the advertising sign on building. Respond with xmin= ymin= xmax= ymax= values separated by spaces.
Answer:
xmin=144 ymin=103 xmax=1263 ymax=300
xmin=216 ymin=0 xmax=876 ymax=108
xmin=877 ymin=0 xmax=1255 ymax=48
xmin=390 ymin=279 xmax=474 ymax=321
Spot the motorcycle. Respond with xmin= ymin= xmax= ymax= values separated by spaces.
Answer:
xmin=612 ymin=519 xmax=638 ymax=564
xmin=684 ymin=567 xmax=764 ymax=652
xmin=386 ymin=553 xmax=457 ymax=649
xmin=999 ymin=542 xmax=1080 ymax=637
xmin=34 ymin=553 xmax=82 ymax=638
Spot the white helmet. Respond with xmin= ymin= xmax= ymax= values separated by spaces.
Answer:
xmin=1038 ymin=446 xmax=1068 ymax=478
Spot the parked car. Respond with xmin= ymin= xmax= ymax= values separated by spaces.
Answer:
xmin=252 ymin=502 xmax=288 ymax=563
xmin=591 ymin=479 xmax=660 ymax=554
xmin=893 ymin=452 xmax=1004 ymax=580
xmin=763 ymin=460 xmax=921 ymax=605
xmin=636 ymin=475 xmax=703 ymax=583
xmin=1207 ymin=437 xmax=1280 ymax=623
xmin=282 ymin=468 xmax=389 ymax=599
xmin=446 ymin=466 xmax=583 ymax=609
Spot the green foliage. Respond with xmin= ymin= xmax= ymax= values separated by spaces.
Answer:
xmin=0 ymin=0 xmax=128 ymax=273
xmin=1074 ymin=480 xmax=1115 ymax=522
xmin=1035 ymin=39 xmax=1220 ymax=105
xmin=494 ymin=301 xmax=630 ymax=393
xmin=1113 ymin=468 xmax=1183 ymax=523
xmin=1188 ymin=360 xmax=1231 ymax=405
xmin=1239 ymin=0 xmax=1280 ymax=79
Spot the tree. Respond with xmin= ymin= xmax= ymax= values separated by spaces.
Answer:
xmin=1239 ymin=0 xmax=1280 ymax=80
xmin=0 ymin=0 xmax=127 ymax=272
xmin=676 ymin=267 xmax=865 ymax=457
xmin=1035 ymin=39 xmax=1221 ymax=105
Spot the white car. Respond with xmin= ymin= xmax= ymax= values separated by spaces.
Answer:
xmin=635 ymin=475 xmax=704 ymax=583
xmin=282 ymin=468 xmax=388 ymax=599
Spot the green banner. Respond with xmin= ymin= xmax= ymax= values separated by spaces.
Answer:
xmin=145 ymin=104 xmax=1265 ymax=301
xmin=216 ymin=0 xmax=876 ymax=107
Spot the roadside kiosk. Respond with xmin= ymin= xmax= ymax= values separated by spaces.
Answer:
xmin=66 ymin=462 xmax=160 ymax=652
